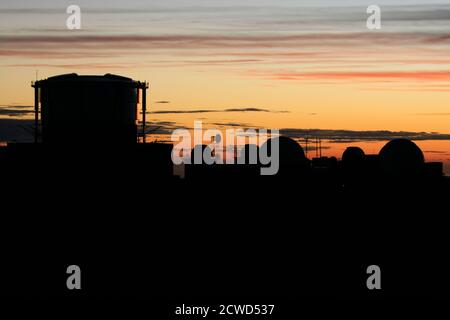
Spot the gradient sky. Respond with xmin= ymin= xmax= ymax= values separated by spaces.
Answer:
xmin=1 ymin=0 xmax=449 ymax=135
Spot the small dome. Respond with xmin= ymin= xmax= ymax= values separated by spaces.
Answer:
xmin=379 ymin=139 xmax=424 ymax=175
xmin=342 ymin=147 xmax=365 ymax=163
xmin=190 ymin=144 xmax=212 ymax=164
xmin=238 ymin=144 xmax=260 ymax=164
xmin=261 ymin=136 xmax=306 ymax=166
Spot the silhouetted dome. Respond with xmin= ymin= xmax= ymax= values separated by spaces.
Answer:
xmin=238 ymin=144 xmax=260 ymax=164
xmin=379 ymin=139 xmax=424 ymax=175
xmin=342 ymin=147 xmax=365 ymax=163
xmin=190 ymin=144 xmax=213 ymax=164
xmin=261 ymin=136 xmax=307 ymax=167
xmin=329 ymin=156 xmax=338 ymax=168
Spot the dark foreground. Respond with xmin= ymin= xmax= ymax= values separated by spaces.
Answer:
xmin=0 ymin=142 xmax=449 ymax=317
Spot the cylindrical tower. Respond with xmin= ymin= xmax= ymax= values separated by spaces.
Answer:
xmin=32 ymin=73 xmax=148 ymax=144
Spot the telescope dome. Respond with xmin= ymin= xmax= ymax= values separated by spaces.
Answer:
xmin=379 ymin=139 xmax=424 ymax=175
xmin=342 ymin=147 xmax=365 ymax=163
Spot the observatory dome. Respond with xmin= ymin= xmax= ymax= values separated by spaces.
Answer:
xmin=379 ymin=139 xmax=424 ymax=175
xmin=238 ymin=144 xmax=260 ymax=164
xmin=261 ymin=136 xmax=306 ymax=166
xmin=190 ymin=144 xmax=213 ymax=164
xmin=342 ymin=147 xmax=365 ymax=163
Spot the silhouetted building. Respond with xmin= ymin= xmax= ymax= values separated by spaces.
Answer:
xmin=424 ymin=162 xmax=444 ymax=177
xmin=32 ymin=73 xmax=148 ymax=144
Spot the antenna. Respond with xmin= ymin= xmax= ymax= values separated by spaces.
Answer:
xmin=319 ymin=138 xmax=322 ymax=158
xmin=316 ymin=138 xmax=319 ymax=158
xmin=305 ymin=133 xmax=309 ymax=159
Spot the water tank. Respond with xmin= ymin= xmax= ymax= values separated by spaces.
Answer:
xmin=36 ymin=74 xmax=145 ymax=144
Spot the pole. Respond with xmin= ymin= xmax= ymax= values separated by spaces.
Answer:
xmin=34 ymin=83 xmax=39 ymax=143
xmin=142 ymin=83 xmax=147 ymax=144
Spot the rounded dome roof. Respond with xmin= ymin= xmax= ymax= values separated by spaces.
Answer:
xmin=46 ymin=73 xmax=133 ymax=83
xmin=238 ymin=144 xmax=260 ymax=163
xmin=190 ymin=144 xmax=212 ymax=164
xmin=261 ymin=136 xmax=306 ymax=166
xmin=342 ymin=147 xmax=365 ymax=163
xmin=379 ymin=139 xmax=424 ymax=174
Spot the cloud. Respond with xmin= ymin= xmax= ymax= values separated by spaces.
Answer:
xmin=6 ymin=59 xmax=261 ymax=69
xmin=150 ymin=107 xmax=287 ymax=114
xmin=266 ymin=70 xmax=450 ymax=82
xmin=0 ymin=104 xmax=286 ymax=121
xmin=1 ymin=4 xmax=449 ymax=87
xmin=361 ymin=84 xmax=450 ymax=92
xmin=224 ymin=108 xmax=270 ymax=112
xmin=3 ymin=31 xmax=450 ymax=44
xmin=423 ymin=150 xmax=450 ymax=154
xmin=413 ymin=113 xmax=450 ymax=116
xmin=151 ymin=109 xmax=217 ymax=115
xmin=2 ymin=31 xmax=449 ymax=86
xmin=1 ymin=105 xmax=33 ymax=109
xmin=210 ymin=122 xmax=254 ymax=128
xmin=144 ymin=121 xmax=188 ymax=135
xmin=0 ymin=50 xmax=121 ymax=59
xmin=1 ymin=32 xmax=449 ymax=56
xmin=0 ymin=118 xmax=187 ymax=141
xmin=0 ymin=105 xmax=34 ymax=118
xmin=2 ymin=118 xmax=450 ymax=144
xmin=7 ymin=63 xmax=137 ymax=69
xmin=280 ymin=128 xmax=450 ymax=142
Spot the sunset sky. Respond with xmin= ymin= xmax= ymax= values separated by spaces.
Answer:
xmin=1 ymin=0 xmax=450 ymax=172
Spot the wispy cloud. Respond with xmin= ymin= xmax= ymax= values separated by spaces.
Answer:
xmin=1 ymin=4 xmax=449 ymax=76
xmin=262 ymin=70 xmax=450 ymax=82
xmin=3 ymin=31 xmax=447 ymax=88
xmin=1 ymin=32 xmax=449 ymax=51
xmin=280 ymin=128 xmax=450 ymax=141
xmin=150 ymin=107 xmax=288 ymax=114
xmin=413 ymin=113 xmax=450 ymax=116
xmin=3 ymin=118 xmax=450 ymax=144
xmin=209 ymin=122 xmax=256 ymax=128
xmin=0 ymin=105 xmax=34 ymax=118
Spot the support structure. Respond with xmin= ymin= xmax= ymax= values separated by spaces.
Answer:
xmin=141 ymin=82 xmax=149 ymax=144
xmin=32 ymin=81 xmax=40 ymax=143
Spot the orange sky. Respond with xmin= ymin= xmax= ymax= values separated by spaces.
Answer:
xmin=1 ymin=2 xmax=449 ymax=138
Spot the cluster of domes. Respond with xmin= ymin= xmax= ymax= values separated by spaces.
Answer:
xmin=341 ymin=139 xmax=425 ymax=175
xmin=186 ymin=137 xmax=432 ymax=178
